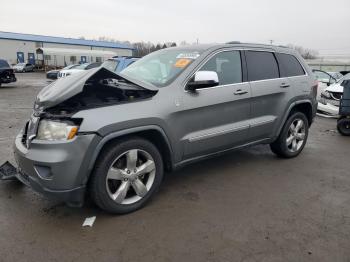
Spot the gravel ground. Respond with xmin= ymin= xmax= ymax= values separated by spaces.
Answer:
xmin=0 ymin=73 xmax=349 ymax=262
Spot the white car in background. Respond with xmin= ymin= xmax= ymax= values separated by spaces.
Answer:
xmin=57 ymin=62 xmax=101 ymax=78
xmin=12 ymin=63 xmax=34 ymax=72
xmin=317 ymin=73 xmax=350 ymax=117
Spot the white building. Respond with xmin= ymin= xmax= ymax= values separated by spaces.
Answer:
xmin=0 ymin=31 xmax=134 ymax=68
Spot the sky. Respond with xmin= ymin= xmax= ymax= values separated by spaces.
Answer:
xmin=1 ymin=0 xmax=350 ymax=56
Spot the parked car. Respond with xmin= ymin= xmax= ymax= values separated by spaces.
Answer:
xmin=337 ymin=79 xmax=350 ymax=136
xmin=0 ymin=59 xmax=16 ymax=87
xmin=46 ymin=64 xmax=79 ymax=80
xmin=102 ymin=57 xmax=139 ymax=73
xmin=58 ymin=62 xmax=102 ymax=78
xmin=318 ymin=73 xmax=350 ymax=116
xmin=12 ymin=63 xmax=34 ymax=72
xmin=12 ymin=43 xmax=317 ymax=214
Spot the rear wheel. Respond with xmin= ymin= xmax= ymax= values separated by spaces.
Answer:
xmin=89 ymin=137 xmax=164 ymax=214
xmin=337 ymin=117 xmax=350 ymax=136
xmin=270 ymin=112 xmax=309 ymax=158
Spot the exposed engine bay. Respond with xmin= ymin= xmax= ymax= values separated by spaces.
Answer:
xmin=39 ymin=68 xmax=157 ymax=118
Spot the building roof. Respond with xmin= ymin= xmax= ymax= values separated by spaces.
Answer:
xmin=0 ymin=31 xmax=134 ymax=50
xmin=37 ymin=47 xmax=117 ymax=57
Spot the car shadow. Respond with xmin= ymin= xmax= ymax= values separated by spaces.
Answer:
xmin=0 ymin=144 xmax=278 ymax=221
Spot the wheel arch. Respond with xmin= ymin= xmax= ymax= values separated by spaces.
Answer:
xmin=87 ymin=125 xmax=174 ymax=178
xmin=277 ymin=100 xmax=313 ymax=136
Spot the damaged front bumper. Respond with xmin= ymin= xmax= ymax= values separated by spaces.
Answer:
xmin=317 ymin=95 xmax=340 ymax=118
xmin=13 ymin=129 xmax=97 ymax=207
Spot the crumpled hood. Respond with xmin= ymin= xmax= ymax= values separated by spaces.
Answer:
xmin=36 ymin=67 xmax=158 ymax=109
xmin=325 ymin=83 xmax=343 ymax=93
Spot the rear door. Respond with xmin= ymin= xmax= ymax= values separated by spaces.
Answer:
xmin=276 ymin=52 xmax=309 ymax=97
xmin=180 ymin=50 xmax=251 ymax=159
xmin=245 ymin=50 xmax=294 ymax=141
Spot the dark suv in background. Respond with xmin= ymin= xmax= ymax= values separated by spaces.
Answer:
xmin=13 ymin=43 xmax=317 ymax=214
xmin=0 ymin=59 xmax=16 ymax=87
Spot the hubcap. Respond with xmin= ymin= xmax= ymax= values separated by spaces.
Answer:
xmin=286 ymin=118 xmax=306 ymax=153
xmin=106 ymin=149 xmax=156 ymax=205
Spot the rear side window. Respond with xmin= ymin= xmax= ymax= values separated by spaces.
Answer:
xmin=245 ymin=51 xmax=279 ymax=81
xmin=0 ymin=59 xmax=10 ymax=68
xmin=277 ymin=53 xmax=305 ymax=77
xmin=199 ymin=51 xmax=242 ymax=85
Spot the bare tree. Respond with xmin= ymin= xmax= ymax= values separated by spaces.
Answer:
xmin=180 ymin=41 xmax=190 ymax=46
xmin=287 ymin=44 xmax=318 ymax=59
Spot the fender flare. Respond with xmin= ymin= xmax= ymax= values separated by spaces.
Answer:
xmin=86 ymin=125 xmax=174 ymax=173
xmin=276 ymin=99 xmax=313 ymax=136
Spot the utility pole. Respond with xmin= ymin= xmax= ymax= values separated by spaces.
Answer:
xmin=269 ymin=39 xmax=274 ymax=45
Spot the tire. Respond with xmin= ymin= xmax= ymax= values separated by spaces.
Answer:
xmin=270 ymin=112 xmax=309 ymax=158
xmin=337 ymin=118 xmax=350 ymax=136
xmin=89 ymin=137 xmax=164 ymax=214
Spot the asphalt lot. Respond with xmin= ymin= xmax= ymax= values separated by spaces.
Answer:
xmin=0 ymin=72 xmax=349 ymax=262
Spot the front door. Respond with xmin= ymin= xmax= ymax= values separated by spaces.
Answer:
xmin=17 ymin=52 xmax=24 ymax=63
xmin=180 ymin=50 xmax=251 ymax=159
xmin=28 ymin=53 xmax=35 ymax=65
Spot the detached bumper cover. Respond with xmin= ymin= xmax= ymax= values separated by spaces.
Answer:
xmin=13 ymin=131 xmax=98 ymax=206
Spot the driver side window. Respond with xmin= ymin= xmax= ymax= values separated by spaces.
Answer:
xmin=199 ymin=51 xmax=242 ymax=85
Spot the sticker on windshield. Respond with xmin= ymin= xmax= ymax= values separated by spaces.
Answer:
xmin=174 ymin=58 xmax=191 ymax=68
xmin=176 ymin=52 xmax=200 ymax=60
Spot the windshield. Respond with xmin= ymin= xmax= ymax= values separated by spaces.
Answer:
xmin=0 ymin=60 xmax=10 ymax=68
xmin=63 ymin=64 xmax=79 ymax=70
xmin=121 ymin=49 xmax=202 ymax=87
xmin=72 ymin=63 xmax=89 ymax=70
xmin=102 ymin=60 xmax=119 ymax=72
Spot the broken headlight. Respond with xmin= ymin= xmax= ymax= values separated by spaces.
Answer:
xmin=36 ymin=120 xmax=78 ymax=141
xmin=321 ymin=91 xmax=331 ymax=99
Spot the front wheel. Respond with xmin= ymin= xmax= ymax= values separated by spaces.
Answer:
xmin=337 ymin=118 xmax=350 ymax=136
xmin=89 ymin=137 xmax=164 ymax=214
xmin=270 ymin=112 xmax=309 ymax=158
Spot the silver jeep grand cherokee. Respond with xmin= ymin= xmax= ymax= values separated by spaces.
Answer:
xmin=14 ymin=43 xmax=318 ymax=214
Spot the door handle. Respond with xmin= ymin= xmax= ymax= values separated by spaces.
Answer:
xmin=234 ymin=89 xmax=248 ymax=95
xmin=280 ymin=83 xmax=290 ymax=88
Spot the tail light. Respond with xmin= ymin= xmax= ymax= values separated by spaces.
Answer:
xmin=311 ymin=80 xmax=318 ymax=98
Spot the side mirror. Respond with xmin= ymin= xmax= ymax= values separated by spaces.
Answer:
xmin=186 ymin=71 xmax=219 ymax=91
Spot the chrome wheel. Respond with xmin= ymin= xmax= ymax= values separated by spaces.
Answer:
xmin=286 ymin=118 xmax=305 ymax=153
xmin=106 ymin=149 xmax=156 ymax=205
